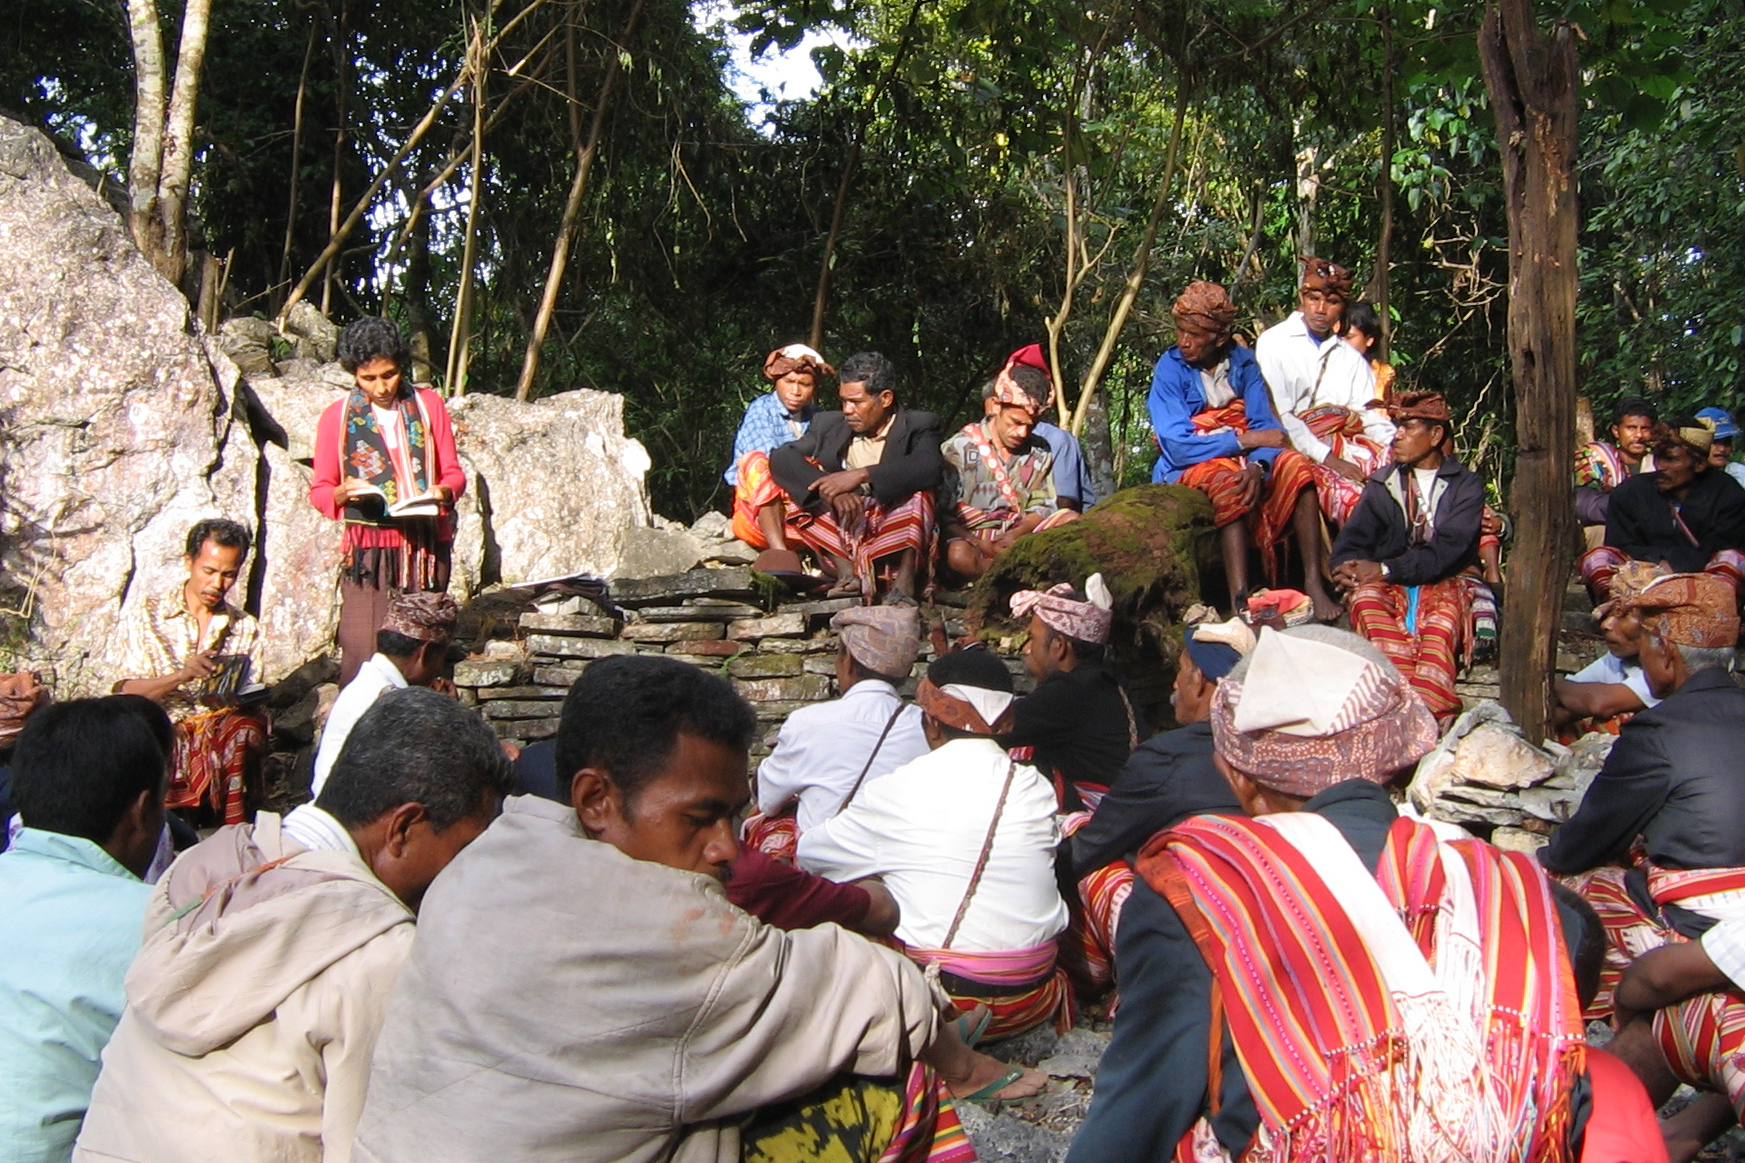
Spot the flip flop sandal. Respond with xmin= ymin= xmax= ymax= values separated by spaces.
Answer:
xmin=950 ymin=1007 xmax=993 ymax=1050
xmin=958 ymin=1065 xmax=1029 ymax=1107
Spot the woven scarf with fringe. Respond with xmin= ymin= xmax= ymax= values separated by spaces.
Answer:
xmin=1138 ymin=811 xmax=1584 ymax=1163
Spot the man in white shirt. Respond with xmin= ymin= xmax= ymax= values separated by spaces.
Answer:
xmin=744 ymin=607 xmax=928 ymax=858
xmin=1553 ymin=559 xmax=1666 ymax=737
xmin=1254 ymin=257 xmax=1394 ymax=525
xmin=798 ymin=647 xmax=1070 ymax=1040
xmin=312 ymin=592 xmax=458 ymax=795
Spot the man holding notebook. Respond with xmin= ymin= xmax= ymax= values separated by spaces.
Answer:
xmin=114 ymin=518 xmax=266 ymax=827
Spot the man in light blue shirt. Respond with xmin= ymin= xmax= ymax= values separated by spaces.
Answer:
xmin=0 ymin=696 xmax=170 ymax=1163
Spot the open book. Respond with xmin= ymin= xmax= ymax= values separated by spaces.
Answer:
xmin=350 ymin=482 xmax=445 ymax=518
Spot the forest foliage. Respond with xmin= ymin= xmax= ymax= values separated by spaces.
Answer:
xmin=2 ymin=0 xmax=1739 ymax=519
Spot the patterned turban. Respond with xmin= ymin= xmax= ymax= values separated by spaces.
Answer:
xmin=1010 ymin=573 xmax=1114 ymax=646
xmin=382 ymin=591 xmax=460 ymax=643
xmin=1211 ymin=625 xmax=1439 ymax=796
xmin=992 ymin=344 xmax=1052 ymax=419
xmin=1622 ymin=573 xmax=1740 ymax=649
xmin=1387 ymin=391 xmax=1451 ymax=424
xmin=916 ymin=676 xmax=1015 ymax=736
xmin=1172 ymin=281 xmax=1238 ymax=341
xmin=764 ymin=343 xmax=835 ymax=382
xmin=1668 ymin=416 xmax=1717 ymax=454
xmin=831 ymin=606 xmax=921 ymax=679
xmin=1594 ymin=560 xmax=1667 ymax=621
xmin=1299 ymin=256 xmax=1356 ymax=297
xmin=0 ymin=670 xmax=47 ymax=748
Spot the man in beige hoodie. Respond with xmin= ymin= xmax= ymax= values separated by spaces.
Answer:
xmin=353 ymin=655 xmax=972 ymax=1163
xmin=73 ymin=687 xmax=513 ymax=1163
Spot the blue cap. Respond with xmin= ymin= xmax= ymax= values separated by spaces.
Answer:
xmin=1697 ymin=407 xmax=1739 ymax=442
xmin=1185 ymin=635 xmax=1241 ymax=681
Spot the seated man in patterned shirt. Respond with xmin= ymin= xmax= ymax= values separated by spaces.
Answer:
xmin=939 ymin=357 xmax=1079 ymax=583
xmin=114 ymin=518 xmax=264 ymax=827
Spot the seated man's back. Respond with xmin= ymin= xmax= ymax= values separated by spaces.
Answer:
xmin=75 ymin=688 xmax=512 ymax=1163
xmin=355 ymin=656 xmax=951 ymax=1163
xmin=0 ymin=698 xmax=168 ymax=1163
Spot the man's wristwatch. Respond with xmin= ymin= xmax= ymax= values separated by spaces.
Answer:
xmin=1379 ymin=562 xmax=1392 ymax=579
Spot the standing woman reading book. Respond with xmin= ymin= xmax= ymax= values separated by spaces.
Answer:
xmin=310 ymin=318 xmax=467 ymax=684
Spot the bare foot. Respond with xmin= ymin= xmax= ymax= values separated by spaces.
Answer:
xmin=1310 ymin=592 xmax=1343 ymax=623
xmin=941 ymin=1050 xmax=1049 ymax=1102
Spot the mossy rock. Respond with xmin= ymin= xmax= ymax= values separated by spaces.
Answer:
xmin=965 ymin=484 xmax=1217 ymax=728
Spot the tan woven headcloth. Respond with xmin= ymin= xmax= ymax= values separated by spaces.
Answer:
xmin=831 ymin=607 xmax=921 ymax=679
xmin=1172 ymin=281 xmax=1238 ymax=341
xmin=1211 ymin=626 xmax=1439 ymax=795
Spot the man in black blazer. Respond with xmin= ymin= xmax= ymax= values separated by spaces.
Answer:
xmin=1579 ymin=415 xmax=1745 ymax=605
xmin=1329 ymin=390 xmax=1488 ymax=725
xmin=767 ymin=352 xmax=944 ymax=604
xmin=1538 ymin=572 xmax=1745 ymax=1020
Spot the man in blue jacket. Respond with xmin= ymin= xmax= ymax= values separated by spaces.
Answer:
xmin=1148 ymin=281 xmax=1337 ymax=620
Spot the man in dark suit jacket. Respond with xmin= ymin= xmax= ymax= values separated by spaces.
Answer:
xmin=768 ymin=351 xmax=944 ymax=604
xmin=1538 ymin=573 xmax=1745 ymax=1023
xmin=1579 ymin=415 xmax=1745 ymax=605
xmin=1329 ymin=391 xmax=1489 ymax=725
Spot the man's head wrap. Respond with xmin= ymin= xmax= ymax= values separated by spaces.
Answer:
xmin=1172 ymin=281 xmax=1238 ymax=342
xmin=1664 ymin=416 xmax=1717 ymax=455
xmin=831 ymin=606 xmax=921 ymax=679
xmin=1593 ymin=560 xmax=1667 ymax=621
xmin=382 ymin=591 xmax=460 ymax=644
xmin=764 ymin=343 xmax=835 ymax=382
xmin=0 ymin=670 xmax=47 ymax=748
xmin=1386 ymin=391 xmax=1451 ymax=425
xmin=1010 ymin=574 xmax=1114 ymax=646
xmin=1299 ymin=257 xmax=1355 ymax=297
xmin=917 ymin=649 xmax=1016 ymax=735
xmin=992 ymin=343 xmax=1052 ymax=419
xmin=1186 ymin=617 xmax=1256 ymax=682
xmin=1621 ymin=573 xmax=1740 ymax=650
xmin=1697 ymin=407 xmax=1740 ymax=443
xmin=1211 ymin=625 xmax=1439 ymax=796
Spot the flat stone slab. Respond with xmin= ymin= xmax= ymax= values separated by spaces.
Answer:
xmin=728 ymin=613 xmax=806 ymax=639
xmin=525 ymin=635 xmax=640 ymax=659
xmin=621 ymin=621 xmax=726 ymax=643
xmin=518 ymin=612 xmax=618 ymax=637
xmin=667 ymin=639 xmax=742 ymax=657
xmin=636 ymin=604 xmax=764 ymax=622
xmin=482 ymin=700 xmax=565 ymax=720
xmin=610 ymin=567 xmax=758 ymax=606
xmin=728 ymin=653 xmax=804 ymax=678
xmin=733 ymin=674 xmax=832 ymax=702
xmin=453 ymin=660 xmax=521 ymax=688
xmin=532 ymin=665 xmax=587 ymax=687
xmin=474 ymin=685 xmax=567 ymax=701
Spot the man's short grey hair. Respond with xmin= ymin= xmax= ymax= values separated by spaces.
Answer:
xmin=1675 ymin=642 xmax=1736 ymax=675
xmin=316 ymin=687 xmax=514 ymax=831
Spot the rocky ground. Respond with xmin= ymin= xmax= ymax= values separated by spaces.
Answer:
xmin=965 ymin=1015 xmax=1745 ymax=1162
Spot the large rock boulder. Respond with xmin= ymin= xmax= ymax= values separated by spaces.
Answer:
xmin=446 ymin=390 xmax=654 ymax=587
xmin=0 ymin=116 xmax=245 ymax=693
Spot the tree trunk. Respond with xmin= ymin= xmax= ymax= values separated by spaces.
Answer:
xmin=124 ymin=0 xmax=168 ymax=268
xmin=277 ymin=20 xmax=318 ymax=297
xmin=515 ymin=0 xmax=646 ymax=401
xmin=1370 ymin=0 xmax=1396 ymax=359
xmin=1293 ymin=126 xmax=1319 ymax=261
xmin=1082 ymin=385 xmax=1118 ymax=501
xmin=446 ymin=17 xmax=488 ymax=396
xmin=1479 ymin=0 xmax=1581 ymax=742
xmin=157 ymin=0 xmax=216 ymax=288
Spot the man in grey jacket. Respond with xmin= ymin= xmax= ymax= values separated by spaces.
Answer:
xmin=354 ymin=655 xmax=963 ymax=1163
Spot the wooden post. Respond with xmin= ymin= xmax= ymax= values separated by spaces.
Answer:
xmin=1478 ymin=0 xmax=1581 ymax=741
